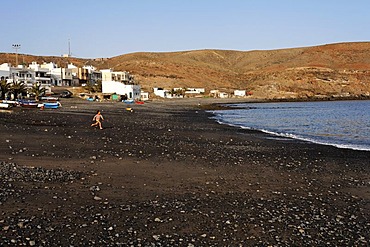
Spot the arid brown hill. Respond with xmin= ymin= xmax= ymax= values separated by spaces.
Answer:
xmin=2 ymin=42 xmax=370 ymax=99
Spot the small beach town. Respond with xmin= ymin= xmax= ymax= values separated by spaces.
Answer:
xmin=0 ymin=60 xmax=141 ymax=106
xmin=1 ymin=1 xmax=370 ymax=246
xmin=0 ymin=58 xmax=253 ymax=110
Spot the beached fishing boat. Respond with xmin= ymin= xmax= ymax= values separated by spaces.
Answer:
xmin=0 ymin=103 xmax=11 ymax=109
xmin=2 ymin=100 xmax=18 ymax=104
xmin=40 ymin=96 xmax=59 ymax=102
xmin=21 ymin=102 xmax=38 ymax=108
xmin=43 ymin=102 xmax=61 ymax=109
xmin=2 ymin=100 xmax=18 ymax=107
xmin=19 ymin=100 xmax=38 ymax=108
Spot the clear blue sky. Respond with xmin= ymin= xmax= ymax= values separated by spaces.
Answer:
xmin=1 ymin=0 xmax=369 ymax=58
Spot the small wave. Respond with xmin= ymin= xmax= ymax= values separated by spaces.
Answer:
xmin=212 ymin=117 xmax=370 ymax=152
xmin=265 ymin=130 xmax=370 ymax=151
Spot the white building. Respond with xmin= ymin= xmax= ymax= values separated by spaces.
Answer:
xmin=101 ymin=69 xmax=140 ymax=100
xmin=1 ymin=63 xmax=34 ymax=86
xmin=102 ymin=81 xmax=141 ymax=100
xmin=0 ymin=63 xmax=11 ymax=81
xmin=185 ymin=88 xmax=205 ymax=94
xmin=50 ymin=68 xmax=73 ymax=86
xmin=209 ymin=89 xmax=229 ymax=98
xmin=83 ymin=65 xmax=102 ymax=85
xmin=29 ymin=62 xmax=52 ymax=93
xmin=234 ymin=90 xmax=246 ymax=97
xmin=153 ymin=87 xmax=170 ymax=98
xmin=0 ymin=63 xmax=52 ymax=96
xmin=101 ymin=69 xmax=132 ymax=83
xmin=140 ymin=91 xmax=149 ymax=101
xmin=41 ymin=62 xmax=73 ymax=86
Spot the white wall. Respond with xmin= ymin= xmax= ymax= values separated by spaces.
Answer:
xmin=102 ymin=81 xmax=141 ymax=100
xmin=141 ymin=92 xmax=149 ymax=101
xmin=234 ymin=90 xmax=246 ymax=97
xmin=186 ymin=88 xmax=205 ymax=93
xmin=219 ymin=92 xmax=229 ymax=98
xmin=153 ymin=88 xmax=168 ymax=98
xmin=0 ymin=69 xmax=9 ymax=79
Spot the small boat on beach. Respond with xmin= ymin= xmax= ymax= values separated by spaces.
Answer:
xmin=40 ymin=96 xmax=59 ymax=102
xmin=2 ymin=100 xmax=18 ymax=107
xmin=2 ymin=100 xmax=18 ymax=104
xmin=43 ymin=102 xmax=61 ymax=109
xmin=19 ymin=100 xmax=38 ymax=108
xmin=0 ymin=103 xmax=11 ymax=109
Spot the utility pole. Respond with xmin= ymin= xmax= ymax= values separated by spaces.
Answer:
xmin=12 ymin=44 xmax=21 ymax=66
xmin=60 ymin=60 xmax=63 ymax=86
xmin=68 ymin=39 xmax=71 ymax=57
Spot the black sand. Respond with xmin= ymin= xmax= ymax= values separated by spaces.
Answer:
xmin=0 ymin=98 xmax=369 ymax=246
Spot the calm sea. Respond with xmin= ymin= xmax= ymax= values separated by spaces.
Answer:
xmin=210 ymin=100 xmax=370 ymax=151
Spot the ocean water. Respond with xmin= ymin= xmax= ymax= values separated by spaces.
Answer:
xmin=210 ymin=100 xmax=370 ymax=151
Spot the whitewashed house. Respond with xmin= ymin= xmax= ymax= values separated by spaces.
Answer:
xmin=0 ymin=63 xmax=52 ymax=96
xmin=29 ymin=62 xmax=52 ymax=93
xmin=185 ymin=88 xmax=205 ymax=97
xmin=153 ymin=87 xmax=170 ymax=98
xmin=1 ymin=63 xmax=34 ymax=87
xmin=41 ymin=62 xmax=73 ymax=86
xmin=101 ymin=69 xmax=132 ymax=83
xmin=185 ymin=88 xmax=205 ymax=94
xmin=101 ymin=69 xmax=141 ymax=100
xmin=102 ymin=81 xmax=141 ymax=100
xmin=141 ymin=91 xmax=149 ymax=101
xmin=234 ymin=90 xmax=246 ymax=97
xmin=209 ymin=89 xmax=229 ymax=98
xmin=0 ymin=63 xmax=11 ymax=81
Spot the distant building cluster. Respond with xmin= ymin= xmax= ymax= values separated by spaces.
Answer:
xmin=0 ymin=62 xmax=141 ymax=100
xmin=0 ymin=61 xmax=252 ymax=102
xmin=152 ymin=87 xmax=252 ymax=99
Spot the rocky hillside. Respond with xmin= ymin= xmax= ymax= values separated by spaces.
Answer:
xmin=2 ymin=42 xmax=370 ymax=99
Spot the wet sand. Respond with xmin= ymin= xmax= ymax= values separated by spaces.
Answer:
xmin=0 ymin=98 xmax=369 ymax=246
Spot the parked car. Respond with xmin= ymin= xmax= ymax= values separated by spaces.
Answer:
xmin=60 ymin=90 xmax=73 ymax=98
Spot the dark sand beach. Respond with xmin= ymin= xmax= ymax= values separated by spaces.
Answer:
xmin=0 ymin=98 xmax=369 ymax=246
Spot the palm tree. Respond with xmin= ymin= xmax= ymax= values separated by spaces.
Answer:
xmin=94 ymin=79 xmax=102 ymax=92
xmin=0 ymin=79 xmax=10 ymax=100
xmin=10 ymin=80 xmax=26 ymax=99
xmin=30 ymin=83 xmax=46 ymax=101
xmin=84 ymin=79 xmax=102 ymax=93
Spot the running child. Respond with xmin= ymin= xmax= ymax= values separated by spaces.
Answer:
xmin=91 ymin=110 xmax=104 ymax=130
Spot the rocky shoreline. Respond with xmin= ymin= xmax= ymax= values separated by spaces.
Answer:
xmin=0 ymin=98 xmax=369 ymax=246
